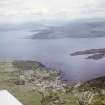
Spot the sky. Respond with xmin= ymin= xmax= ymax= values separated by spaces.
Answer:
xmin=0 ymin=0 xmax=105 ymax=23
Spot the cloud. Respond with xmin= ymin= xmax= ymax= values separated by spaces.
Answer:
xmin=0 ymin=0 xmax=105 ymax=23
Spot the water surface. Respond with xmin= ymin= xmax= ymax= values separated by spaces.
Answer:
xmin=0 ymin=30 xmax=105 ymax=82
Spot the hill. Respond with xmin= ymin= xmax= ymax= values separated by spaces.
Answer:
xmin=31 ymin=19 xmax=105 ymax=39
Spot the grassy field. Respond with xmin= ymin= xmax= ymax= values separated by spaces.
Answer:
xmin=0 ymin=61 xmax=42 ymax=105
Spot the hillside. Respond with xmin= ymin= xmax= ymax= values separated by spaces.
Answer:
xmin=0 ymin=60 xmax=105 ymax=105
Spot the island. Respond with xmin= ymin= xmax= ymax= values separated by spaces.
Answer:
xmin=70 ymin=48 xmax=105 ymax=60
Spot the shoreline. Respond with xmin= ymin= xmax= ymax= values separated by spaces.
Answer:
xmin=0 ymin=59 xmax=102 ymax=84
xmin=0 ymin=59 xmax=105 ymax=105
xmin=0 ymin=59 xmax=71 ymax=82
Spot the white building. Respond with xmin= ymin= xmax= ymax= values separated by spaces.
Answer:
xmin=0 ymin=90 xmax=23 ymax=105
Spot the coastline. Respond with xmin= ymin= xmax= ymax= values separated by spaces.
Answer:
xmin=0 ymin=59 xmax=105 ymax=105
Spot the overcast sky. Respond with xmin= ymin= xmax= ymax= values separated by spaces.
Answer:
xmin=0 ymin=0 xmax=105 ymax=23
